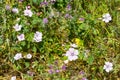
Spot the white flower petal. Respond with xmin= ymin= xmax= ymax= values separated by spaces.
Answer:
xmin=74 ymin=50 xmax=79 ymax=55
xmin=11 ymin=76 xmax=16 ymax=80
xmin=72 ymin=56 xmax=78 ymax=60
xmin=105 ymin=69 xmax=110 ymax=72
xmin=103 ymin=65 xmax=106 ymax=69
xmin=104 ymin=20 xmax=109 ymax=23
xmin=65 ymin=51 xmax=71 ymax=56
xmin=69 ymin=48 xmax=74 ymax=53
xmin=70 ymin=43 xmax=77 ymax=48
xmin=13 ymin=24 xmax=22 ymax=31
xmin=64 ymin=60 xmax=69 ymax=64
xmin=106 ymin=13 xmax=110 ymax=17
xmin=68 ymin=56 xmax=74 ymax=61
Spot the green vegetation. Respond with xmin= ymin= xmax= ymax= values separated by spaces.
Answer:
xmin=0 ymin=0 xmax=120 ymax=80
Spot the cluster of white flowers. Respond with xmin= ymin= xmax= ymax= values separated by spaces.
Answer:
xmin=33 ymin=31 xmax=42 ymax=42
xmin=103 ymin=61 xmax=113 ymax=72
xmin=14 ymin=53 xmax=32 ymax=60
xmin=24 ymin=7 xmax=33 ymax=17
xmin=13 ymin=24 xmax=22 ymax=31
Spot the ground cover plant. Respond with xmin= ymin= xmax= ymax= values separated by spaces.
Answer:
xmin=0 ymin=0 xmax=120 ymax=80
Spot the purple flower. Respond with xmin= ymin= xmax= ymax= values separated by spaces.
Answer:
xmin=65 ymin=14 xmax=70 ymax=18
xmin=5 ymin=4 xmax=10 ymax=10
xmin=82 ymin=77 xmax=88 ymax=80
xmin=27 ymin=71 xmax=35 ymax=76
xmin=62 ymin=65 xmax=66 ymax=71
xmin=18 ymin=0 xmax=23 ymax=2
xmin=49 ymin=65 xmax=53 ymax=69
xmin=40 ymin=1 xmax=48 ymax=7
xmin=55 ymin=70 xmax=60 ymax=73
xmin=66 ymin=4 xmax=71 ymax=10
xmin=43 ymin=18 xmax=48 ymax=24
xmin=50 ymin=0 xmax=56 ymax=4
xmin=65 ymin=14 xmax=72 ymax=19
xmin=48 ymin=69 xmax=53 ymax=74
xmin=54 ymin=60 xmax=58 ymax=65
xmin=79 ymin=18 xmax=85 ymax=21
xmin=79 ymin=71 xmax=85 ymax=75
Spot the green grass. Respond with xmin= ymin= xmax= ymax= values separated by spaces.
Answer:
xmin=0 ymin=0 xmax=120 ymax=80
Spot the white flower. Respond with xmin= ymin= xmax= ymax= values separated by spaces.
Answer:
xmin=33 ymin=31 xmax=42 ymax=42
xmin=64 ymin=60 xmax=69 ymax=64
xmin=13 ymin=24 xmax=22 ymax=31
xmin=12 ymin=8 xmax=19 ymax=13
xmin=65 ymin=48 xmax=79 ymax=61
xmin=24 ymin=7 xmax=33 ymax=17
xmin=11 ymin=76 xmax=16 ymax=80
xmin=26 ymin=53 xmax=32 ymax=59
xmin=14 ymin=53 xmax=22 ymax=60
xmin=70 ymin=43 xmax=78 ymax=48
xmin=102 ymin=13 xmax=112 ymax=23
xmin=103 ymin=62 xmax=113 ymax=72
xmin=17 ymin=34 xmax=25 ymax=41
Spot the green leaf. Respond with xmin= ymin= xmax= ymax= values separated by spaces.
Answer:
xmin=79 ymin=23 xmax=89 ymax=30
xmin=20 ymin=41 xmax=26 ymax=46
xmin=27 ymin=33 xmax=34 ymax=42
xmin=79 ymin=52 xmax=84 ymax=59
xmin=87 ymin=55 xmax=94 ymax=65
xmin=23 ymin=74 xmax=33 ymax=80
xmin=25 ymin=62 xmax=30 ymax=68
xmin=0 ymin=38 xmax=3 ymax=45
xmin=32 ymin=46 xmax=37 ymax=53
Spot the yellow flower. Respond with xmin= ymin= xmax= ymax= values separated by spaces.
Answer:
xmin=74 ymin=38 xmax=84 ymax=47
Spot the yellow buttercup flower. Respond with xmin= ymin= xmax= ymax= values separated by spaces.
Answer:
xmin=74 ymin=38 xmax=84 ymax=47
